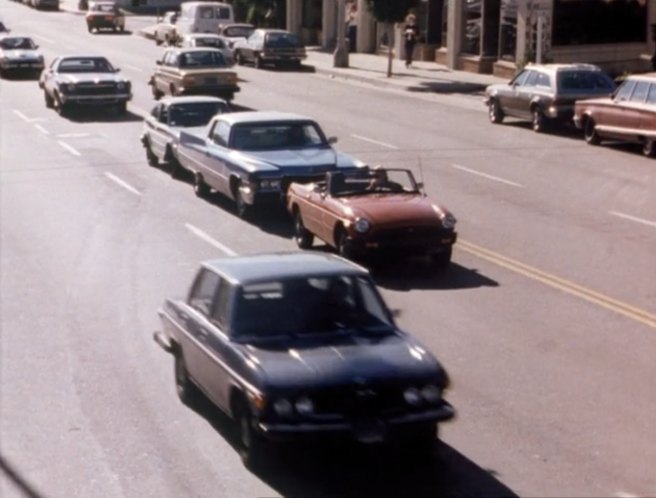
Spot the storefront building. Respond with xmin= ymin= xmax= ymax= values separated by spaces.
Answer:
xmin=287 ymin=0 xmax=655 ymax=77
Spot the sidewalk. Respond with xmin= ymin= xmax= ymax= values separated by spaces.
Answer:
xmin=134 ymin=22 xmax=507 ymax=96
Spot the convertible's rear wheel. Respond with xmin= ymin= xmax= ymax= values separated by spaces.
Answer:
xmin=234 ymin=400 xmax=266 ymax=470
xmin=193 ymin=173 xmax=210 ymax=198
xmin=174 ymin=354 xmax=200 ymax=406
xmin=294 ymin=210 xmax=314 ymax=249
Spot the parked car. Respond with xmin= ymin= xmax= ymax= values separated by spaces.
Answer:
xmin=32 ymin=0 xmax=59 ymax=9
xmin=39 ymin=55 xmax=132 ymax=116
xmin=484 ymin=63 xmax=615 ymax=132
xmin=176 ymin=34 xmax=234 ymax=65
xmin=287 ymin=168 xmax=457 ymax=266
xmin=149 ymin=47 xmax=238 ymax=101
xmin=233 ymin=29 xmax=306 ymax=69
xmin=86 ymin=1 xmax=125 ymax=33
xmin=174 ymin=111 xmax=365 ymax=217
xmin=217 ymin=23 xmax=255 ymax=50
xmin=154 ymin=252 xmax=456 ymax=468
xmin=0 ymin=35 xmax=44 ymax=78
xmin=574 ymin=73 xmax=656 ymax=157
xmin=141 ymin=95 xmax=229 ymax=174
xmin=154 ymin=11 xmax=178 ymax=46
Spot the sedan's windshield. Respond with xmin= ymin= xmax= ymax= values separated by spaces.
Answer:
xmin=557 ymin=71 xmax=615 ymax=92
xmin=265 ymin=32 xmax=301 ymax=48
xmin=168 ymin=102 xmax=227 ymax=127
xmin=223 ymin=26 xmax=254 ymax=38
xmin=58 ymin=57 xmax=114 ymax=73
xmin=192 ymin=37 xmax=226 ymax=49
xmin=232 ymin=275 xmax=393 ymax=338
xmin=0 ymin=37 xmax=37 ymax=50
xmin=230 ymin=122 xmax=326 ymax=151
xmin=327 ymin=169 xmax=419 ymax=196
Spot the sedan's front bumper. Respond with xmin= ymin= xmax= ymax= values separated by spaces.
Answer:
xmin=257 ymin=400 xmax=456 ymax=443
xmin=60 ymin=93 xmax=132 ymax=106
xmin=1 ymin=61 xmax=44 ymax=71
xmin=345 ymin=230 xmax=458 ymax=259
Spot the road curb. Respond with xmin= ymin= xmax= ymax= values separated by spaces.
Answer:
xmin=310 ymin=64 xmax=415 ymax=92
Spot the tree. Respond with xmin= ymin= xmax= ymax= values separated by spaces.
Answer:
xmin=365 ymin=0 xmax=420 ymax=77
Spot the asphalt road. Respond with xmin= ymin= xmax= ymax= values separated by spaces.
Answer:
xmin=1 ymin=5 xmax=655 ymax=498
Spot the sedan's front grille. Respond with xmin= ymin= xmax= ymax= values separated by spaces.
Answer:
xmin=371 ymin=226 xmax=453 ymax=244
xmin=312 ymin=384 xmax=407 ymax=417
xmin=72 ymin=83 xmax=117 ymax=96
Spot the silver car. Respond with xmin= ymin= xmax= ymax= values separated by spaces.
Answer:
xmin=141 ymin=95 xmax=229 ymax=176
xmin=0 ymin=35 xmax=44 ymax=78
xmin=176 ymin=34 xmax=234 ymax=66
xmin=39 ymin=55 xmax=132 ymax=116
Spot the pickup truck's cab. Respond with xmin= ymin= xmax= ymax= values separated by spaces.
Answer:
xmin=175 ymin=111 xmax=365 ymax=218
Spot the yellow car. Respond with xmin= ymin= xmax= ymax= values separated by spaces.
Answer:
xmin=149 ymin=47 xmax=239 ymax=102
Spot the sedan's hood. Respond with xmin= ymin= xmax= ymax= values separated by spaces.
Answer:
xmin=339 ymin=194 xmax=448 ymax=225
xmin=241 ymin=333 xmax=442 ymax=389
xmin=2 ymin=49 xmax=42 ymax=60
xmin=56 ymin=73 xmax=125 ymax=84
xmin=238 ymin=149 xmax=358 ymax=173
xmin=171 ymin=125 xmax=207 ymax=139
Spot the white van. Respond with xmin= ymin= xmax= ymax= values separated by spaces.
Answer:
xmin=176 ymin=2 xmax=235 ymax=35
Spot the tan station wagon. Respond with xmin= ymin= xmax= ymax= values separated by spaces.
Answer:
xmin=574 ymin=73 xmax=656 ymax=157
xmin=149 ymin=47 xmax=239 ymax=102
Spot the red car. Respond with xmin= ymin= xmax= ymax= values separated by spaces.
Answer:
xmin=287 ymin=168 xmax=457 ymax=267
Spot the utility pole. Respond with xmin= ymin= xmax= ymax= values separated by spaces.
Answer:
xmin=334 ymin=0 xmax=349 ymax=67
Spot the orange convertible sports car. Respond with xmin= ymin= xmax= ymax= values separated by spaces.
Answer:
xmin=287 ymin=167 xmax=457 ymax=267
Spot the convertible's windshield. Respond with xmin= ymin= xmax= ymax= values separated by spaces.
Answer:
xmin=0 ymin=37 xmax=37 ymax=50
xmin=232 ymin=275 xmax=393 ymax=338
xmin=57 ymin=57 xmax=114 ymax=73
xmin=327 ymin=169 xmax=419 ymax=196
xmin=230 ymin=121 xmax=326 ymax=151
xmin=168 ymin=102 xmax=228 ymax=127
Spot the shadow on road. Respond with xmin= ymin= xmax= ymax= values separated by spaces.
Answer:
xmin=0 ymin=453 xmax=47 ymax=498
xmin=407 ymin=80 xmax=487 ymax=95
xmin=62 ymin=108 xmax=143 ymax=123
xmin=189 ymin=397 xmax=517 ymax=498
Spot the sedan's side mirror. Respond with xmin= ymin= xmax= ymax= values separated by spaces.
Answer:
xmin=156 ymin=60 xmax=163 ymax=65
xmin=34 ymin=44 xmax=39 ymax=49
xmin=327 ymin=136 xmax=338 ymax=145
xmin=415 ymin=182 xmax=424 ymax=190
xmin=114 ymin=68 xmax=121 ymax=72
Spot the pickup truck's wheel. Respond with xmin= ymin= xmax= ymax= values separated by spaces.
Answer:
xmin=531 ymin=108 xmax=546 ymax=133
xmin=254 ymin=54 xmax=263 ymax=69
xmin=294 ymin=211 xmax=314 ymax=249
xmin=174 ymin=354 xmax=200 ymax=406
xmin=234 ymin=399 xmax=266 ymax=470
xmin=488 ymin=99 xmax=504 ymax=124
xmin=144 ymin=139 xmax=159 ymax=167
xmin=430 ymin=247 xmax=452 ymax=269
xmin=584 ymin=118 xmax=600 ymax=145
xmin=642 ymin=138 xmax=656 ymax=158
xmin=193 ymin=173 xmax=210 ymax=198
xmin=44 ymin=90 xmax=54 ymax=109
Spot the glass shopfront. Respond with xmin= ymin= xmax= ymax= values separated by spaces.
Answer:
xmin=498 ymin=0 xmax=518 ymax=61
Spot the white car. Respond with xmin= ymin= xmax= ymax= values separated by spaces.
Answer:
xmin=0 ymin=35 xmax=44 ymax=78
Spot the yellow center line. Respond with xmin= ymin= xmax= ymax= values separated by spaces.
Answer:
xmin=457 ymin=240 xmax=656 ymax=330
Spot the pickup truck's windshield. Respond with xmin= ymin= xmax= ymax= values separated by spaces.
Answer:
xmin=232 ymin=275 xmax=393 ymax=338
xmin=230 ymin=122 xmax=326 ymax=151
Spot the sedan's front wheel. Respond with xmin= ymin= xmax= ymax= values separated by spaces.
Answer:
xmin=234 ymin=400 xmax=266 ymax=470
xmin=54 ymin=93 xmax=68 ymax=116
xmin=531 ymin=108 xmax=547 ymax=133
xmin=174 ymin=354 xmax=200 ymax=406
xmin=234 ymin=185 xmax=250 ymax=219
xmin=193 ymin=173 xmax=210 ymax=198
xmin=643 ymin=138 xmax=656 ymax=158
xmin=44 ymin=90 xmax=54 ymax=109
xmin=144 ymin=139 xmax=159 ymax=167
xmin=488 ymin=99 xmax=504 ymax=124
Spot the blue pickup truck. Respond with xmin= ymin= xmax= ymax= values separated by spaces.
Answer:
xmin=175 ymin=111 xmax=366 ymax=217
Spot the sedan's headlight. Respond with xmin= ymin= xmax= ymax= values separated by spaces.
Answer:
xmin=63 ymin=83 xmax=76 ymax=93
xmin=420 ymin=385 xmax=442 ymax=404
xmin=354 ymin=218 xmax=371 ymax=234
xmin=295 ymin=397 xmax=314 ymax=416
xmin=259 ymin=179 xmax=281 ymax=190
xmin=117 ymin=81 xmax=126 ymax=91
xmin=441 ymin=213 xmax=457 ymax=229
xmin=403 ymin=387 xmax=422 ymax=406
xmin=273 ymin=398 xmax=293 ymax=417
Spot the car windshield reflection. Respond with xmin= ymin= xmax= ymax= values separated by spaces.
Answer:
xmin=0 ymin=37 xmax=37 ymax=50
xmin=231 ymin=122 xmax=327 ymax=151
xmin=180 ymin=50 xmax=227 ymax=68
xmin=327 ymin=169 xmax=419 ymax=197
xmin=58 ymin=57 xmax=114 ymax=73
xmin=232 ymin=275 xmax=394 ymax=339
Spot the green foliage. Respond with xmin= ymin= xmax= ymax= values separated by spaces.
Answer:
xmin=232 ymin=0 xmax=283 ymax=27
xmin=365 ymin=0 xmax=420 ymax=23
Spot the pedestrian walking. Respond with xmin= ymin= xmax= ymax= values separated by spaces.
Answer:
xmin=403 ymin=13 xmax=420 ymax=68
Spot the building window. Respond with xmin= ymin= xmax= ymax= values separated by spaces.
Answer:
xmin=499 ymin=0 xmax=517 ymax=61
xmin=463 ymin=0 xmax=481 ymax=55
xmin=553 ymin=0 xmax=647 ymax=46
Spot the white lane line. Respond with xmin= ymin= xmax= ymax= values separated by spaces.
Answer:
xmin=104 ymin=172 xmax=142 ymax=196
xmin=610 ymin=211 xmax=656 ymax=229
xmin=58 ymin=140 xmax=81 ymax=156
xmin=350 ymin=134 xmax=399 ymax=150
xmin=33 ymin=34 xmax=55 ymax=44
xmin=452 ymin=163 xmax=524 ymax=188
xmin=34 ymin=124 xmax=50 ymax=135
xmin=57 ymin=132 xmax=90 ymax=138
xmin=185 ymin=223 xmax=238 ymax=256
xmin=12 ymin=110 xmax=31 ymax=122
xmin=615 ymin=492 xmax=639 ymax=498
xmin=124 ymin=64 xmax=144 ymax=73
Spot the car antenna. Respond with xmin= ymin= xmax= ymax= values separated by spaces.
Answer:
xmin=417 ymin=155 xmax=427 ymax=197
